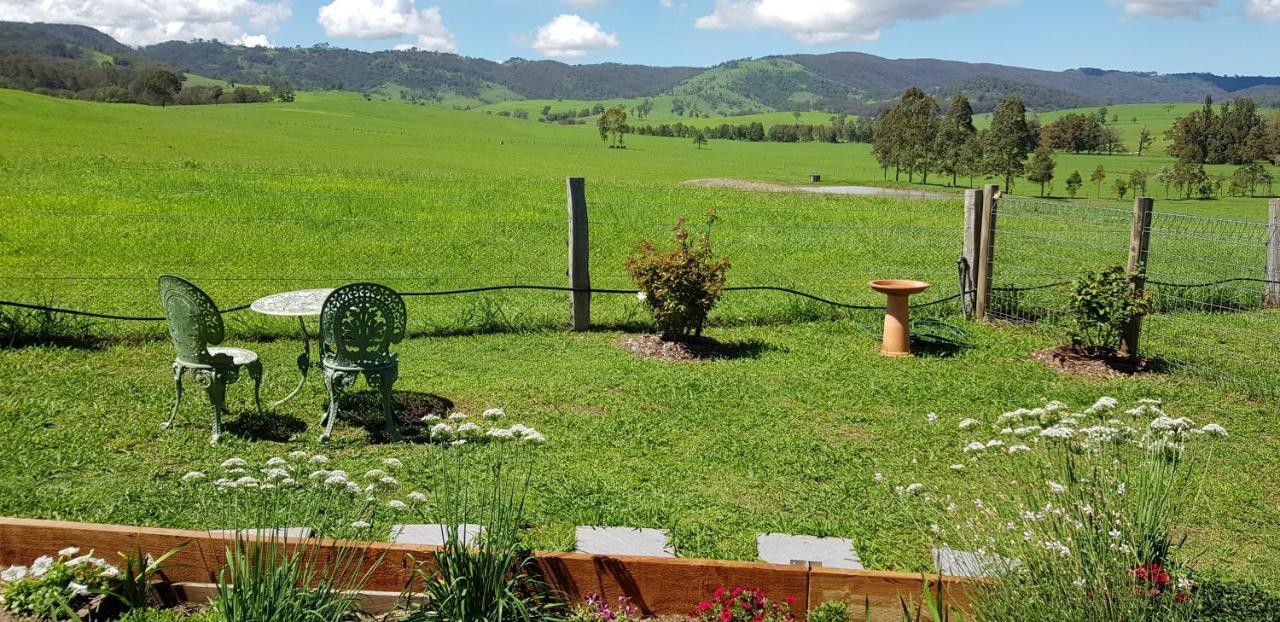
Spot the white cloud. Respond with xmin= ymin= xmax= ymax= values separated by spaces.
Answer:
xmin=317 ymin=0 xmax=457 ymax=52
xmin=531 ymin=14 xmax=619 ymax=58
xmin=236 ymin=33 xmax=274 ymax=47
xmin=0 ymin=0 xmax=290 ymax=46
xmin=1107 ymin=0 xmax=1217 ymax=18
xmin=694 ymin=0 xmax=1006 ymax=44
xmin=1246 ymin=0 xmax=1280 ymax=19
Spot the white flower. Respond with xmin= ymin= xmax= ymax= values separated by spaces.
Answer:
xmin=1200 ymin=423 xmax=1228 ymax=437
xmin=1023 ymin=529 xmax=1035 ymax=542
xmin=408 ymin=491 xmax=428 ymax=502
xmin=1047 ymin=481 xmax=1066 ymax=494
xmin=308 ymin=470 xmax=330 ymax=480
xmin=1 ymin=565 xmax=28 ymax=582
xmin=345 ymin=482 xmax=362 ymax=494
xmin=1042 ymin=540 xmax=1071 ymax=556
xmin=949 ymin=464 xmax=965 ymax=471
xmin=1073 ymin=577 xmax=1086 ymax=588
xmin=309 ymin=454 xmax=330 ymax=463
xmin=958 ymin=418 xmax=979 ymax=430
xmin=1013 ymin=425 xmax=1041 ymax=437
xmin=288 ymin=451 xmax=310 ymax=460
xmin=488 ymin=427 xmax=516 ymax=440
xmin=873 ymin=472 xmax=885 ymax=483
xmin=279 ymin=478 xmax=297 ymax=487
xmin=1138 ymin=398 xmax=1162 ymax=406
xmin=383 ymin=458 xmax=404 ymax=469
xmin=324 ymin=474 xmax=349 ymax=487
xmin=448 ymin=412 xmax=468 ymax=421
xmin=457 ymin=422 xmax=481 ymax=434
xmin=1007 ymin=445 xmax=1032 ymax=454
xmin=264 ymin=468 xmax=290 ymax=480
xmin=1044 ymin=400 xmax=1068 ymax=413
xmin=636 ymin=291 xmax=647 ymax=302
xmin=182 ymin=471 xmax=206 ymax=481
xmin=964 ymin=441 xmax=986 ymax=453
xmin=58 ymin=547 xmax=80 ymax=557
xmin=364 ymin=469 xmax=388 ymax=479
xmin=1084 ymin=396 xmax=1118 ymax=415
xmin=350 ymin=520 xmax=371 ymax=529
xmin=1109 ymin=529 xmax=1122 ymax=540
xmin=897 ymin=483 xmax=924 ymax=496
xmin=482 ymin=408 xmax=505 ymax=419
xmin=225 ymin=467 xmax=248 ymax=475
xmin=521 ymin=430 xmax=546 ymax=444
xmin=386 ymin=500 xmax=409 ymax=510
xmin=430 ymin=423 xmax=454 ymax=440
xmin=985 ymin=439 xmax=1004 ymax=448
xmin=30 ymin=556 xmax=53 ymax=577
xmin=926 ymin=413 xmax=939 ymax=425
xmin=1040 ymin=426 xmax=1075 ymax=440
xmin=379 ymin=475 xmax=401 ymax=488
xmin=451 ymin=439 xmax=468 ymax=446
xmin=68 ymin=581 xmax=90 ymax=596
xmin=221 ymin=458 xmax=247 ymax=468
xmin=266 ymin=457 xmax=288 ymax=466
xmin=1116 ymin=483 xmax=1126 ymax=496
xmin=234 ymin=476 xmax=259 ymax=488
xmin=421 ymin=414 xmax=441 ymax=422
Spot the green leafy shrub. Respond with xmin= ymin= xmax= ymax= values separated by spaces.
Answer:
xmin=807 ymin=600 xmax=852 ymax=622
xmin=1067 ymin=266 xmax=1149 ymax=353
xmin=626 ymin=215 xmax=729 ymax=340
xmin=0 ymin=548 xmax=119 ymax=620
xmin=101 ymin=546 xmax=184 ymax=610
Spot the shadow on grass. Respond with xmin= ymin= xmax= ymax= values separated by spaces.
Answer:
xmin=223 ymin=409 xmax=308 ymax=442
xmin=336 ymin=390 xmax=454 ymax=444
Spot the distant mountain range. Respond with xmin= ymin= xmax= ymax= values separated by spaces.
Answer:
xmin=4 ymin=20 xmax=1280 ymax=115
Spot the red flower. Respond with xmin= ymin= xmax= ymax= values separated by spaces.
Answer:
xmin=1175 ymin=592 xmax=1191 ymax=603
xmin=720 ymin=607 xmax=732 ymax=622
xmin=783 ymin=595 xmax=797 ymax=606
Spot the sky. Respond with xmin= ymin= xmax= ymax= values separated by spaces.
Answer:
xmin=1 ymin=0 xmax=1278 ymax=75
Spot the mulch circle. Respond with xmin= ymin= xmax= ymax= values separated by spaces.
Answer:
xmin=1030 ymin=345 xmax=1162 ymax=379
xmin=616 ymin=334 xmax=730 ymax=362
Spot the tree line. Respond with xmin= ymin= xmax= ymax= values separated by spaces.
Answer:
xmin=0 ymin=53 xmax=291 ymax=107
xmin=633 ymin=116 xmax=875 ymax=144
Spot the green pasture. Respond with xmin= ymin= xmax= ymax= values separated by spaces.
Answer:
xmin=1 ymin=88 xmax=1278 ymax=586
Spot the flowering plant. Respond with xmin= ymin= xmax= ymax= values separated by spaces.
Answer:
xmin=419 ymin=409 xmax=546 ymax=447
xmin=690 ymin=587 xmax=796 ymax=622
xmin=568 ymin=593 xmax=642 ymax=622
xmin=626 ymin=214 xmax=729 ymax=341
xmin=0 ymin=547 xmax=120 ymax=619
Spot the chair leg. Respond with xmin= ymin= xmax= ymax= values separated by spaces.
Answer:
xmin=163 ymin=364 xmax=185 ymax=430
xmin=321 ymin=369 xmax=354 ymax=443
xmin=247 ymin=360 xmax=264 ymax=414
xmin=204 ymin=372 xmax=229 ymax=445
xmin=368 ymin=369 xmax=402 ymax=443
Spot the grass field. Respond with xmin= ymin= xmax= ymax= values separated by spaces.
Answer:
xmin=1 ymin=88 xmax=1278 ymax=586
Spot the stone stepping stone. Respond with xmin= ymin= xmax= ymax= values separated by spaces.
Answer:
xmin=756 ymin=533 xmax=863 ymax=569
xmin=209 ymin=527 xmax=313 ymax=540
xmin=575 ymin=526 xmax=675 ymax=557
xmin=932 ymin=547 xmax=1014 ymax=577
xmin=390 ymin=524 xmax=484 ymax=546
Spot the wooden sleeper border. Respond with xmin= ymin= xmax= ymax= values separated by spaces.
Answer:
xmin=0 ymin=518 xmax=969 ymax=622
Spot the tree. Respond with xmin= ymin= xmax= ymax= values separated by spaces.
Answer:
xmin=591 ymin=102 xmax=605 ymax=115
xmin=142 ymin=69 xmax=182 ymax=108
xmin=793 ymin=111 xmax=802 ymax=122
xmin=983 ymin=97 xmax=1032 ymax=192
xmin=1066 ymin=170 xmax=1083 ymax=198
xmin=1137 ymin=127 xmax=1154 ymax=156
xmin=693 ymin=129 xmax=707 ymax=149
xmin=1100 ymin=126 xmax=1127 ymax=155
xmin=959 ymin=132 xmax=985 ymax=188
xmin=1165 ymin=95 xmax=1217 ymax=164
xmin=1128 ymin=169 xmax=1149 ymax=197
xmin=936 ymin=95 xmax=977 ymax=186
xmin=1027 ymin=145 xmax=1056 ymax=197
xmin=1114 ymin=178 xmax=1129 ymax=200
xmin=210 ymin=85 xmax=223 ymax=105
xmin=597 ymin=106 xmax=630 ymax=148
xmin=1090 ymin=165 xmax=1107 ymax=198
xmin=270 ymin=82 xmax=295 ymax=102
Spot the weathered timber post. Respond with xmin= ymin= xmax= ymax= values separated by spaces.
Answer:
xmin=973 ymin=184 xmax=999 ymax=321
xmin=1120 ymin=197 xmax=1155 ymax=357
xmin=962 ymin=188 xmax=986 ymax=317
xmin=567 ymin=177 xmax=590 ymax=331
xmin=1266 ymin=199 xmax=1280 ymax=308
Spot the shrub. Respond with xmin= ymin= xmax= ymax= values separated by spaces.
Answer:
xmin=690 ymin=587 xmax=796 ymax=622
xmin=626 ymin=215 xmax=729 ymax=340
xmin=1067 ymin=266 xmax=1149 ymax=353
xmin=807 ymin=600 xmax=851 ymax=622
xmin=0 ymin=548 xmax=120 ymax=619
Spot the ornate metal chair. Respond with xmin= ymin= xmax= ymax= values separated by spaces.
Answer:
xmin=158 ymin=275 xmax=263 ymax=445
xmin=319 ymin=282 xmax=407 ymax=443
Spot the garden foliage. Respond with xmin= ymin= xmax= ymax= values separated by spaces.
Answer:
xmin=1068 ymin=266 xmax=1150 ymax=353
xmin=626 ymin=214 xmax=730 ymax=340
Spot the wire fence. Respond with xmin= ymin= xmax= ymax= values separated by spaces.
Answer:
xmin=0 ymin=167 xmax=967 ymax=340
xmin=989 ymin=194 xmax=1280 ymax=400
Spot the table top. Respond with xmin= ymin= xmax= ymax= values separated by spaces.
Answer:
xmin=250 ymin=289 xmax=335 ymax=317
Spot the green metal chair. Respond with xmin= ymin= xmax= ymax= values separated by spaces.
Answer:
xmin=158 ymin=275 xmax=263 ymax=445
xmin=319 ymin=282 xmax=407 ymax=443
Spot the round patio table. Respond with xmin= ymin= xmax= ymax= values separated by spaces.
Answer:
xmin=250 ymin=289 xmax=334 ymax=408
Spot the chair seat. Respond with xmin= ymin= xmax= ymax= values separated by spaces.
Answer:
xmin=205 ymin=347 xmax=259 ymax=367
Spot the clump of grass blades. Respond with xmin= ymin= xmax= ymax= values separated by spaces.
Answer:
xmin=403 ymin=448 xmax=561 ymax=622
xmin=214 ymin=533 xmax=369 ymax=622
xmin=0 ymin=304 xmax=97 ymax=349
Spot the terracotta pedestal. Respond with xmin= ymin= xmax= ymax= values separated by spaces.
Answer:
xmin=869 ymin=279 xmax=931 ymax=357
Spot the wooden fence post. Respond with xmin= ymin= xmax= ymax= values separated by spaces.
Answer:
xmin=1121 ymin=197 xmax=1155 ymax=357
xmin=961 ymin=188 xmax=985 ymax=317
xmin=567 ymin=177 xmax=590 ymax=331
xmin=1266 ymin=199 xmax=1280 ymax=308
xmin=973 ymin=184 xmax=999 ymax=321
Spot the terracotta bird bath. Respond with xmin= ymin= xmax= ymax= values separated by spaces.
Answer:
xmin=869 ymin=279 xmax=931 ymax=357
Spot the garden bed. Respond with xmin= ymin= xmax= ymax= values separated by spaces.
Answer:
xmin=0 ymin=517 xmax=968 ymax=621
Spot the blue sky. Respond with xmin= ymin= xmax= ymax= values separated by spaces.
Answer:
xmin=2 ymin=0 xmax=1278 ymax=74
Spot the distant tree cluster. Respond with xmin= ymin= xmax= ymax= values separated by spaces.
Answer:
xmin=1165 ymin=96 xmax=1280 ymax=165
xmin=634 ymin=115 xmax=873 ymax=145
xmin=1040 ymin=108 xmax=1130 ymax=155
xmin=0 ymin=53 xmax=287 ymax=107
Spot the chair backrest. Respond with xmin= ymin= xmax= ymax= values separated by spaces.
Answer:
xmin=158 ymin=275 xmax=224 ymax=365
xmin=320 ymin=282 xmax=407 ymax=368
